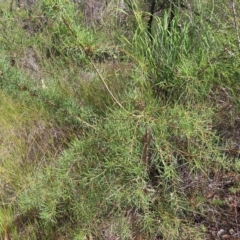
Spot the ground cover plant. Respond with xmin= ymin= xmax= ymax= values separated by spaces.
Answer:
xmin=0 ymin=0 xmax=240 ymax=239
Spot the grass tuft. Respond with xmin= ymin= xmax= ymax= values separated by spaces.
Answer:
xmin=0 ymin=0 xmax=240 ymax=239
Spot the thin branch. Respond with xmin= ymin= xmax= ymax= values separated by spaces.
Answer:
xmin=197 ymin=48 xmax=228 ymax=76
xmin=232 ymin=0 xmax=240 ymax=51
xmin=62 ymin=17 xmax=124 ymax=109
xmin=153 ymin=1 xmax=167 ymax=14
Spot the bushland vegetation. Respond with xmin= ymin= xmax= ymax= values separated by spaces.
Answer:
xmin=0 ymin=0 xmax=240 ymax=239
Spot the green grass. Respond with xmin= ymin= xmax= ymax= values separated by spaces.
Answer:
xmin=0 ymin=0 xmax=240 ymax=239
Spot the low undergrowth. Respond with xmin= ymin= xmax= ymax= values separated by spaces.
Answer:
xmin=0 ymin=0 xmax=240 ymax=239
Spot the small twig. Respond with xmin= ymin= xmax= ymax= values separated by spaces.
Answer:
xmin=62 ymin=17 xmax=124 ymax=109
xmin=233 ymin=232 xmax=240 ymax=237
xmin=142 ymin=127 xmax=151 ymax=165
xmin=232 ymin=0 xmax=240 ymax=51
xmin=197 ymin=48 xmax=228 ymax=76
xmin=22 ymin=63 xmax=39 ymax=73
xmin=153 ymin=1 xmax=167 ymax=14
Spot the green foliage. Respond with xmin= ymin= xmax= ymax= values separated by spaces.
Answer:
xmin=0 ymin=0 xmax=240 ymax=239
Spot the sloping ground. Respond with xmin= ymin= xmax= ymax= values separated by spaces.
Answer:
xmin=0 ymin=1 xmax=240 ymax=239
xmin=203 ymin=87 xmax=240 ymax=239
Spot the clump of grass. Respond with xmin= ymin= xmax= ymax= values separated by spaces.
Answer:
xmin=12 ymin=101 xmax=222 ymax=239
xmin=0 ymin=0 xmax=240 ymax=239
